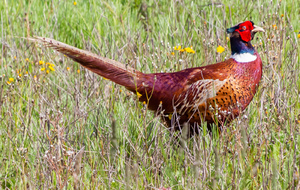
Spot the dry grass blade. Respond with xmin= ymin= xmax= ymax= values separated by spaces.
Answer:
xmin=73 ymin=146 xmax=85 ymax=190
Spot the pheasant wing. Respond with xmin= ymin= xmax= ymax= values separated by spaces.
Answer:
xmin=175 ymin=79 xmax=227 ymax=115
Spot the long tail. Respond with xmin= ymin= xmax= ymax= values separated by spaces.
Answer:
xmin=30 ymin=36 xmax=141 ymax=91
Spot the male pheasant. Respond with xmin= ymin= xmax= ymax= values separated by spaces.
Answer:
xmin=31 ymin=21 xmax=264 ymax=133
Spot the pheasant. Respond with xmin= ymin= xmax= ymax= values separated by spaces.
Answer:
xmin=31 ymin=21 xmax=264 ymax=133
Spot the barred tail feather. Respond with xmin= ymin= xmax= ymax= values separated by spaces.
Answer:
xmin=30 ymin=36 xmax=141 ymax=91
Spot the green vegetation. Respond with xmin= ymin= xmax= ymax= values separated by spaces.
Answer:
xmin=0 ymin=0 xmax=300 ymax=189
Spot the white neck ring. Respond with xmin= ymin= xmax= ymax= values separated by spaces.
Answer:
xmin=230 ymin=53 xmax=257 ymax=63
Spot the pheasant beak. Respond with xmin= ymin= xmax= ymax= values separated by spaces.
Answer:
xmin=252 ymin=25 xmax=265 ymax=33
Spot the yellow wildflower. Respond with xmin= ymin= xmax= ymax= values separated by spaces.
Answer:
xmin=137 ymin=92 xmax=142 ymax=98
xmin=34 ymin=75 xmax=37 ymax=80
xmin=49 ymin=66 xmax=55 ymax=71
xmin=46 ymin=70 xmax=50 ymax=74
xmin=272 ymin=24 xmax=277 ymax=29
xmin=73 ymin=2 xmax=77 ymax=5
xmin=103 ymin=77 xmax=108 ymax=80
xmin=26 ymin=71 xmax=28 ymax=74
xmin=298 ymin=34 xmax=300 ymax=38
xmin=216 ymin=45 xmax=225 ymax=53
xmin=226 ymin=37 xmax=230 ymax=41
xmin=41 ymin=68 xmax=46 ymax=71
xmin=25 ymin=58 xmax=29 ymax=62
xmin=168 ymin=114 xmax=172 ymax=120
xmin=281 ymin=14 xmax=284 ymax=17
xmin=39 ymin=60 xmax=45 ymax=65
xmin=9 ymin=78 xmax=14 ymax=82
xmin=143 ymin=101 xmax=146 ymax=105
xmin=14 ymin=56 xmax=17 ymax=59
xmin=19 ymin=74 xmax=22 ymax=77
xmin=77 ymin=69 xmax=80 ymax=73
xmin=7 ymin=81 xmax=11 ymax=85
xmin=67 ymin=67 xmax=70 ymax=71
xmin=184 ymin=47 xmax=195 ymax=54
xmin=174 ymin=46 xmax=182 ymax=51
xmin=171 ymin=52 xmax=175 ymax=56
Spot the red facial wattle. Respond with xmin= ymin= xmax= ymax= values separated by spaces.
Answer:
xmin=235 ymin=21 xmax=254 ymax=42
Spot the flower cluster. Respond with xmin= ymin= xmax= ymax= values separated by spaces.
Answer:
xmin=39 ymin=60 xmax=55 ymax=74
xmin=6 ymin=58 xmax=31 ymax=85
xmin=7 ymin=77 xmax=14 ymax=85
xmin=172 ymin=45 xmax=195 ymax=54
xmin=5 ymin=58 xmax=57 ymax=85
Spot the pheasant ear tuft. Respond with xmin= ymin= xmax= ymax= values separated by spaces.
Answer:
xmin=226 ymin=25 xmax=239 ymax=33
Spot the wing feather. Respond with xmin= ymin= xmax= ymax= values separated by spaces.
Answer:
xmin=175 ymin=79 xmax=226 ymax=114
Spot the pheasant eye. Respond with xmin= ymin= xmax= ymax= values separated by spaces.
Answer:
xmin=242 ymin=26 xmax=247 ymax=30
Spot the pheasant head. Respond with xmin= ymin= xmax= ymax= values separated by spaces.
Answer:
xmin=227 ymin=21 xmax=264 ymax=58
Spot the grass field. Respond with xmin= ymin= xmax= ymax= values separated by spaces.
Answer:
xmin=1 ymin=0 xmax=300 ymax=189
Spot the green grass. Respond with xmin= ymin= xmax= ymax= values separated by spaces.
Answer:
xmin=1 ymin=0 xmax=300 ymax=189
